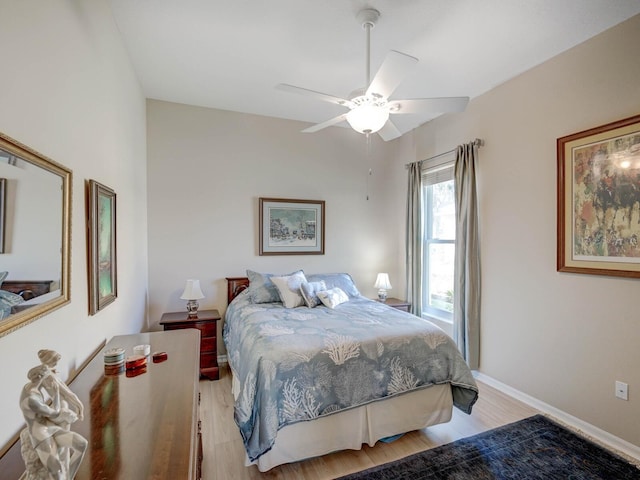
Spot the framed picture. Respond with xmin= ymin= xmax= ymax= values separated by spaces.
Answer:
xmin=0 ymin=178 xmax=5 ymax=254
xmin=259 ymin=197 xmax=325 ymax=255
xmin=557 ymin=114 xmax=640 ymax=278
xmin=87 ymin=180 xmax=117 ymax=314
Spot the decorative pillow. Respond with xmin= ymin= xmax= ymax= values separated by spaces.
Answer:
xmin=0 ymin=289 xmax=24 ymax=319
xmin=317 ymin=287 xmax=349 ymax=309
xmin=0 ymin=271 xmax=7 ymax=287
xmin=271 ymin=271 xmax=308 ymax=308
xmin=247 ymin=269 xmax=304 ymax=304
xmin=300 ymin=280 xmax=327 ymax=308
xmin=306 ymin=273 xmax=361 ymax=298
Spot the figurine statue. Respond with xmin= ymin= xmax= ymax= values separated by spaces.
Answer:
xmin=37 ymin=350 xmax=84 ymax=424
xmin=19 ymin=351 xmax=87 ymax=480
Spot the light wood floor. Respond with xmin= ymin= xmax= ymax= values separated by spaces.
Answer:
xmin=199 ymin=365 xmax=539 ymax=480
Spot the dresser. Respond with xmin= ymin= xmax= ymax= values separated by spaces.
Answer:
xmin=160 ymin=309 xmax=220 ymax=380
xmin=0 ymin=330 xmax=202 ymax=480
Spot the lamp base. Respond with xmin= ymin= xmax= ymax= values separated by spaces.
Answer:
xmin=377 ymin=290 xmax=388 ymax=302
xmin=186 ymin=300 xmax=199 ymax=317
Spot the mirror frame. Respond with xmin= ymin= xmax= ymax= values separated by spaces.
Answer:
xmin=0 ymin=132 xmax=72 ymax=337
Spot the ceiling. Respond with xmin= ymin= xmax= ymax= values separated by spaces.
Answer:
xmin=108 ymin=0 xmax=640 ymax=139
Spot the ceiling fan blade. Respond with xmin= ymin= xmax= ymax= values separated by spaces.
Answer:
xmin=377 ymin=120 xmax=402 ymax=142
xmin=366 ymin=50 xmax=418 ymax=99
xmin=389 ymin=97 xmax=470 ymax=114
xmin=301 ymin=113 xmax=348 ymax=133
xmin=276 ymin=83 xmax=353 ymax=108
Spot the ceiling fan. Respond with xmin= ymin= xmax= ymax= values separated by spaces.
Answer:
xmin=276 ymin=8 xmax=469 ymax=141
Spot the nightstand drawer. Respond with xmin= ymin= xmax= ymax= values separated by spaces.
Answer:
xmin=190 ymin=323 xmax=216 ymax=338
xmin=201 ymin=337 xmax=217 ymax=353
xmin=200 ymin=352 xmax=217 ymax=368
xmin=164 ymin=321 xmax=215 ymax=338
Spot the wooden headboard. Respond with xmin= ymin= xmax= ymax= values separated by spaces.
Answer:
xmin=226 ymin=277 xmax=249 ymax=304
xmin=2 ymin=280 xmax=54 ymax=301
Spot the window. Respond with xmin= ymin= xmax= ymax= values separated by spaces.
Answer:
xmin=422 ymin=160 xmax=455 ymax=322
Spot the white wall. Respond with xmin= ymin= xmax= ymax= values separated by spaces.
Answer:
xmin=146 ymin=100 xmax=402 ymax=352
xmin=0 ymin=0 xmax=147 ymax=448
xmin=409 ymin=14 xmax=640 ymax=447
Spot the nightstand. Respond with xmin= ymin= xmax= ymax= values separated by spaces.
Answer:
xmin=380 ymin=297 xmax=411 ymax=312
xmin=160 ymin=309 xmax=221 ymax=380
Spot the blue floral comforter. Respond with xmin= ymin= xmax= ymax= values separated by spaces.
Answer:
xmin=223 ymin=290 xmax=479 ymax=462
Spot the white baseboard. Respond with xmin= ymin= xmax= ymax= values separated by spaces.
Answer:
xmin=473 ymin=371 xmax=640 ymax=462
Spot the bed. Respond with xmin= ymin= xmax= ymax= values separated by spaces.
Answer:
xmin=0 ymin=272 xmax=55 ymax=318
xmin=1 ymin=279 xmax=54 ymax=300
xmin=223 ymin=272 xmax=479 ymax=472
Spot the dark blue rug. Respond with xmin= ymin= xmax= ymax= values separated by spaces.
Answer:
xmin=336 ymin=414 xmax=640 ymax=479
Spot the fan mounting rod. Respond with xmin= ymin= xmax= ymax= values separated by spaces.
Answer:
xmin=357 ymin=8 xmax=380 ymax=87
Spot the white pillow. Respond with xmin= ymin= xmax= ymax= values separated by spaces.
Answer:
xmin=247 ymin=269 xmax=303 ymax=304
xmin=271 ymin=271 xmax=307 ymax=308
xmin=317 ymin=287 xmax=349 ymax=309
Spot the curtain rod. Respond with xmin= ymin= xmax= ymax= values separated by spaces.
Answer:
xmin=405 ymin=138 xmax=484 ymax=168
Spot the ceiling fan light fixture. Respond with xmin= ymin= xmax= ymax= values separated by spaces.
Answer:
xmin=346 ymin=96 xmax=389 ymax=134
xmin=276 ymin=7 xmax=467 ymax=141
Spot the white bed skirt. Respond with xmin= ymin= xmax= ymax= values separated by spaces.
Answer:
xmin=232 ymin=374 xmax=453 ymax=472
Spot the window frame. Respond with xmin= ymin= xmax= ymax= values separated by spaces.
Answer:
xmin=421 ymin=158 xmax=455 ymax=323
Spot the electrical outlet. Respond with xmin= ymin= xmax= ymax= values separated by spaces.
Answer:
xmin=615 ymin=381 xmax=628 ymax=401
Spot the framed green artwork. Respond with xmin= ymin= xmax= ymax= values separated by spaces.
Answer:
xmin=0 ymin=178 xmax=5 ymax=254
xmin=87 ymin=179 xmax=117 ymax=314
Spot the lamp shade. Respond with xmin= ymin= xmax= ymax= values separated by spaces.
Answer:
xmin=374 ymin=273 xmax=392 ymax=290
xmin=180 ymin=279 xmax=204 ymax=300
xmin=346 ymin=104 xmax=389 ymax=134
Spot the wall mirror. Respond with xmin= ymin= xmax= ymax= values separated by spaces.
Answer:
xmin=0 ymin=132 xmax=71 ymax=337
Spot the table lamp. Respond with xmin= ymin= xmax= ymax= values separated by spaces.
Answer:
xmin=374 ymin=273 xmax=392 ymax=302
xmin=180 ymin=279 xmax=205 ymax=317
